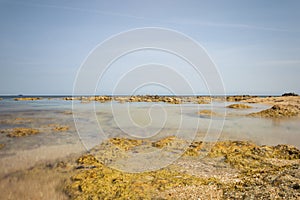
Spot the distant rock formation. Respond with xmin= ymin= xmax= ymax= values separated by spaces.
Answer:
xmin=282 ymin=92 xmax=298 ymax=96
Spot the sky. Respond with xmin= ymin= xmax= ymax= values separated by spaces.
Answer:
xmin=0 ymin=0 xmax=299 ymax=95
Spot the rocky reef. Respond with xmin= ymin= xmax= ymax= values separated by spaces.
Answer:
xmin=62 ymin=95 xmax=216 ymax=104
xmin=63 ymin=96 xmax=112 ymax=103
xmin=64 ymin=137 xmax=300 ymax=199
xmin=14 ymin=97 xmax=42 ymax=101
xmin=226 ymin=95 xmax=257 ymax=102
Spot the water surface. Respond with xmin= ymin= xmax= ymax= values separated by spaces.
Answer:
xmin=0 ymin=98 xmax=299 ymax=174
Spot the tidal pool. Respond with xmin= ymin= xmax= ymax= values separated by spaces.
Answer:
xmin=0 ymin=97 xmax=299 ymax=174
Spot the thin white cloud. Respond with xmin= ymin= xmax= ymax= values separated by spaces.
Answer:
xmin=257 ymin=60 xmax=300 ymax=67
xmin=170 ymin=18 xmax=293 ymax=32
xmin=7 ymin=1 xmax=296 ymax=33
xmin=7 ymin=1 xmax=147 ymax=20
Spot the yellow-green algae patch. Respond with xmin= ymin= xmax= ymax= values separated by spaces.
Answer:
xmin=46 ymin=124 xmax=70 ymax=132
xmin=208 ymin=141 xmax=300 ymax=199
xmin=14 ymin=97 xmax=42 ymax=101
xmin=209 ymin=141 xmax=300 ymax=170
xmin=65 ymin=154 xmax=220 ymax=200
xmin=3 ymin=127 xmax=40 ymax=137
xmin=64 ymin=137 xmax=221 ymax=199
xmin=109 ymin=137 xmax=144 ymax=151
xmin=65 ymin=137 xmax=300 ymax=199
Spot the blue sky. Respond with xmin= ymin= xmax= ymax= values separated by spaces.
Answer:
xmin=0 ymin=0 xmax=299 ymax=95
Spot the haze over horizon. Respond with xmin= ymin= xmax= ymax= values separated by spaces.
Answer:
xmin=0 ymin=0 xmax=299 ymax=95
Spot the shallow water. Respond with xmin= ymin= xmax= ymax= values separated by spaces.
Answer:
xmin=0 ymin=98 xmax=299 ymax=174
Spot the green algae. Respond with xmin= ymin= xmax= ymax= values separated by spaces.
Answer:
xmin=109 ymin=137 xmax=144 ymax=151
xmin=4 ymin=127 xmax=40 ymax=137
xmin=66 ymin=154 xmax=219 ymax=200
xmin=65 ymin=137 xmax=300 ymax=199
xmin=208 ymin=140 xmax=300 ymax=170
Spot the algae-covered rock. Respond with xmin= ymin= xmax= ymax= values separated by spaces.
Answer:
xmin=152 ymin=136 xmax=178 ymax=148
xmin=207 ymin=140 xmax=300 ymax=199
xmin=0 ymin=117 xmax=33 ymax=125
xmin=5 ymin=127 xmax=40 ymax=137
xmin=197 ymin=100 xmax=209 ymax=104
xmin=65 ymin=153 xmax=219 ymax=200
xmin=248 ymin=104 xmax=299 ymax=118
xmin=209 ymin=140 xmax=300 ymax=171
xmin=64 ymin=137 xmax=300 ymax=199
xmin=198 ymin=110 xmax=219 ymax=117
xmin=196 ymin=96 xmax=212 ymax=104
xmin=183 ymin=141 xmax=203 ymax=157
xmin=227 ymin=104 xmax=252 ymax=109
xmin=63 ymin=96 xmax=112 ymax=103
xmin=53 ymin=126 xmax=69 ymax=132
xmin=47 ymin=124 xmax=70 ymax=132
xmin=226 ymin=95 xmax=256 ymax=102
xmin=109 ymin=137 xmax=144 ymax=151
xmin=14 ymin=97 xmax=42 ymax=101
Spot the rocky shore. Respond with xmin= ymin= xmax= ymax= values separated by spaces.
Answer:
xmin=0 ymin=94 xmax=299 ymax=199
xmin=2 ymin=136 xmax=298 ymax=199
xmin=62 ymin=95 xmax=214 ymax=104
xmin=61 ymin=137 xmax=300 ymax=199
xmin=241 ymin=95 xmax=300 ymax=118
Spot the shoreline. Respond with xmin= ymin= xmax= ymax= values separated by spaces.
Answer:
xmin=0 ymin=95 xmax=299 ymax=199
xmin=0 ymin=136 xmax=299 ymax=199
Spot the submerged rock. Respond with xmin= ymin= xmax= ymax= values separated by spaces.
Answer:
xmin=198 ymin=109 xmax=219 ymax=117
xmin=47 ymin=124 xmax=70 ymax=132
xmin=4 ymin=127 xmax=40 ymax=137
xmin=227 ymin=104 xmax=252 ymax=109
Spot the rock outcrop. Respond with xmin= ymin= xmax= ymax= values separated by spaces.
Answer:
xmin=249 ymin=104 xmax=300 ymax=118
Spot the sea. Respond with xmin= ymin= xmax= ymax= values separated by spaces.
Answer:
xmin=0 ymin=95 xmax=299 ymax=174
